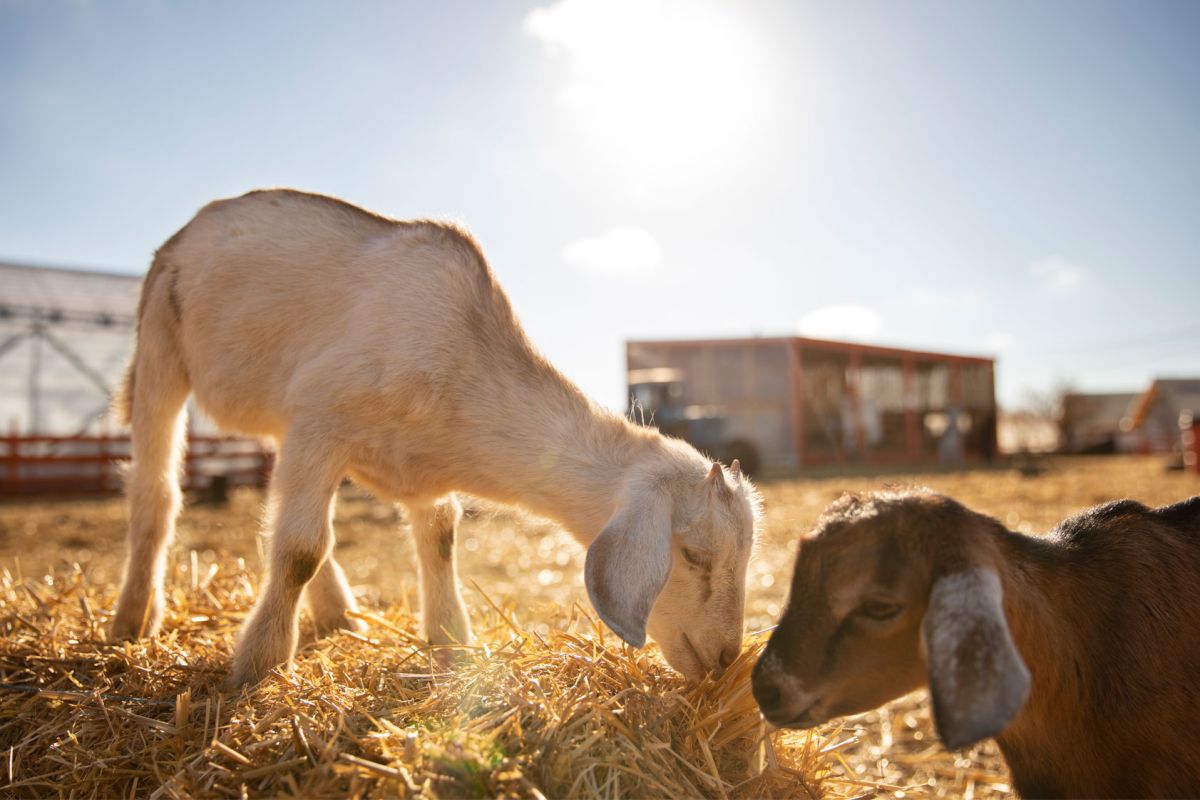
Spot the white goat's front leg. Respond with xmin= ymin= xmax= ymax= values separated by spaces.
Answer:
xmin=305 ymin=555 xmax=367 ymax=637
xmin=409 ymin=495 xmax=473 ymax=646
xmin=228 ymin=437 xmax=346 ymax=686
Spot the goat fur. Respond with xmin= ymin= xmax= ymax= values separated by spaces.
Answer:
xmin=753 ymin=490 xmax=1200 ymax=798
xmin=111 ymin=189 xmax=760 ymax=686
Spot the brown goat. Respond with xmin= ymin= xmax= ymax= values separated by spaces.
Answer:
xmin=752 ymin=489 xmax=1200 ymax=798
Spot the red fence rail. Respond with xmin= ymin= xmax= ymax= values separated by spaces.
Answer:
xmin=0 ymin=434 xmax=272 ymax=497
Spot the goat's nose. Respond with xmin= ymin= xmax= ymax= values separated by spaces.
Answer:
xmin=718 ymin=644 xmax=739 ymax=669
xmin=751 ymin=671 xmax=785 ymax=717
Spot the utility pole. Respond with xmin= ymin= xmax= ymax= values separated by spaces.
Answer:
xmin=28 ymin=310 xmax=41 ymax=434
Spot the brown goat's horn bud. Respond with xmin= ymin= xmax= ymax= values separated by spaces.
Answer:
xmin=730 ymin=459 xmax=742 ymax=478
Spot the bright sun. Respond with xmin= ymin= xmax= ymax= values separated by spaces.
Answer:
xmin=525 ymin=0 xmax=764 ymax=171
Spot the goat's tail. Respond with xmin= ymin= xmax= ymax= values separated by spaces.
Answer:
xmin=113 ymin=359 xmax=136 ymax=427
xmin=115 ymin=242 xmax=182 ymax=425
xmin=111 ymin=245 xmax=191 ymax=639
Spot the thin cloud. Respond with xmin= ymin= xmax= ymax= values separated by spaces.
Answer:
xmin=798 ymin=304 xmax=883 ymax=342
xmin=983 ymin=331 xmax=1017 ymax=353
xmin=563 ymin=226 xmax=662 ymax=272
xmin=1029 ymin=255 xmax=1087 ymax=290
xmin=524 ymin=0 xmax=658 ymax=69
xmin=909 ymin=286 xmax=982 ymax=306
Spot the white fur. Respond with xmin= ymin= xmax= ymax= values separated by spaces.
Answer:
xmin=109 ymin=189 xmax=760 ymax=686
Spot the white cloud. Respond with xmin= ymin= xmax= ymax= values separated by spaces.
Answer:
xmin=798 ymin=304 xmax=883 ymax=342
xmin=909 ymin=286 xmax=982 ymax=306
xmin=983 ymin=331 xmax=1017 ymax=353
xmin=563 ymin=226 xmax=662 ymax=272
xmin=1029 ymin=255 xmax=1087 ymax=290
xmin=524 ymin=0 xmax=659 ymax=69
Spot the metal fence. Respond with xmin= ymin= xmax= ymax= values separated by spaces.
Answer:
xmin=0 ymin=434 xmax=271 ymax=496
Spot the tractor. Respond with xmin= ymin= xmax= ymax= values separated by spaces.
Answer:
xmin=626 ymin=367 xmax=761 ymax=477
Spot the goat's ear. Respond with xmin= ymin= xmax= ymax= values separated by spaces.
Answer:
xmin=584 ymin=489 xmax=673 ymax=648
xmin=706 ymin=462 xmax=732 ymax=498
xmin=922 ymin=568 xmax=1031 ymax=750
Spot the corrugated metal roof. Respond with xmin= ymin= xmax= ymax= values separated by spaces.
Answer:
xmin=1061 ymin=392 xmax=1138 ymax=427
xmin=1159 ymin=379 xmax=1200 ymax=413
xmin=0 ymin=262 xmax=142 ymax=327
xmin=1129 ymin=378 xmax=1200 ymax=428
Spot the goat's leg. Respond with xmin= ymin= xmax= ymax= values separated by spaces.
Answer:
xmin=228 ymin=435 xmax=346 ymax=686
xmin=111 ymin=299 xmax=190 ymax=640
xmin=305 ymin=554 xmax=367 ymax=637
xmin=409 ymin=495 xmax=473 ymax=646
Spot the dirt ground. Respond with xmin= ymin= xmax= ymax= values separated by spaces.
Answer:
xmin=1 ymin=454 xmax=1196 ymax=797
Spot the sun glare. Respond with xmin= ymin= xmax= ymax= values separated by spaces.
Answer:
xmin=525 ymin=0 xmax=764 ymax=169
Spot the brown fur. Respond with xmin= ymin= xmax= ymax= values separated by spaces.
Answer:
xmin=755 ymin=491 xmax=1200 ymax=798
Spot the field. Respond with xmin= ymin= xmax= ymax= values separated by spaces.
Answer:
xmin=0 ymin=455 xmax=1195 ymax=798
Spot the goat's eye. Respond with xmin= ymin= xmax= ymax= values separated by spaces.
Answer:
xmin=681 ymin=548 xmax=712 ymax=569
xmin=856 ymin=600 xmax=901 ymax=622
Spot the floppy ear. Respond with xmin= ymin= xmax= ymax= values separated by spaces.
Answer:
xmin=584 ymin=488 xmax=673 ymax=648
xmin=922 ymin=568 xmax=1031 ymax=750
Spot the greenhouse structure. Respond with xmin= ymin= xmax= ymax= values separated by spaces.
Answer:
xmin=0 ymin=262 xmax=268 ymax=495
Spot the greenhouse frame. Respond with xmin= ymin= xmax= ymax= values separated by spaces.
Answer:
xmin=0 ymin=262 xmax=268 ymax=495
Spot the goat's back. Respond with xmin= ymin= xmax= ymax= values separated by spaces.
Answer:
xmin=1050 ymin=496 xmax=1200 ymax=677
xmin=1007 ymin=497 xmax=1200 ymax=796
xmin=151 ymin=189 xmax=517 ymax=434
xmin=1052 ymin=498 xmax=1200 ymax=620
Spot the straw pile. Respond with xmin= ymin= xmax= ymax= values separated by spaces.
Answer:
xmin=0 ymin=556 xmax=830 ymax=798
xmin=5 ymin=455 xmax=1193 ymax=797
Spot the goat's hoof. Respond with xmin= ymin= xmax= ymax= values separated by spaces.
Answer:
xmin=311 ymin=611 xmax=368 ymax=640
xmin=428 ymin=627 xmax=476 ymax=670
xmin=431 ymin=645 xmax=473 ymax=671
xmin=108 ymin=621 xmax=144 ymax=642
xmin=222 ymin=672 xmax=259 ymax=691
xmin=224 ymin=658 xmax=288 ymax=690
xmin=108 ymin=609 xmax=163 ymax=642
xmin=226 ymin=639 xmax=295 ymax=689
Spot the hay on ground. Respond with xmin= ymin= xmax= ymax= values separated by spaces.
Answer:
xmin=0 ymin=556 xmax=829 ymax=798
xmin=10 ymin=455 xmax=1185 ymax=797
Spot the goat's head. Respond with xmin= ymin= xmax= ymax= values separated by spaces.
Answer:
xmin=752 ymin=490 xmax=1030 ymax=749
xmin=584 ymin=456 xmax=760 ymax=681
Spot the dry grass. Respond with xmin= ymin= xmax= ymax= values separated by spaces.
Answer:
xmin=0 ymin=455 xmax=1195 ymax=798
xmin=0 ymin=559 xmax=828 ymax=798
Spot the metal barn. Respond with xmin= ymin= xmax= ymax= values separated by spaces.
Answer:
xmin=627 ymin=336 xmax=997 ymax=474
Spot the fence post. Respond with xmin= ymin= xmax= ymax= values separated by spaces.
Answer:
xmin=1 ymin=431 xmax=12 ymax=493
xmin=98 ymin=434 xmax=108 ymax=493
xmin=1182 ymin=413 xmax=1198 ymax=474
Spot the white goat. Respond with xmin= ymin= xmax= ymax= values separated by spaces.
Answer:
xmin=111 ymin=189 xmax=761 ymax=687
xmin=752 ymin=489 xmax=1200 ymax=798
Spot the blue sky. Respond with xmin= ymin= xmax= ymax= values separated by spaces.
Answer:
xmin=2 ymin=0 xmax=1197 ymax=408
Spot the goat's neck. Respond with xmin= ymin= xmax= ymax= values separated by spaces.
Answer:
xmin=453 ymin=357 xmax=665 ymax=543
xmin=992 ymin=533 xmax=1095 ymax=779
